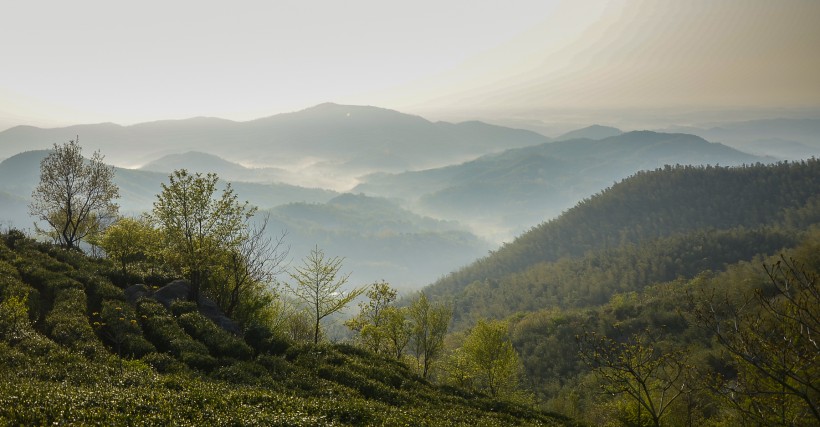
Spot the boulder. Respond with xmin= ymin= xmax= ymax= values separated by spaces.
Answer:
xmin=124 ymin=280 xmax=241 ymax=335
xmin=124 ymin=284 xmax=151 ymax=305
xmin=152 ymin=279 xmax=191 ymax=307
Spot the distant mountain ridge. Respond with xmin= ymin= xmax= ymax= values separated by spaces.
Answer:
xmin=658 ymin=117 xmax=820 ymax=160
xmin=355 ymin=131 xmax=767 ymax=241
xmin=0 ymin=103 xmax=550 ymax=189
xmin=140 ymin=151 xmax=288 ymax=183
xmin=555 ymin=124 xmax=622 ymax=141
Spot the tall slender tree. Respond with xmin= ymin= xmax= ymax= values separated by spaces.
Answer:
xmin=287 ymin=246 xmax=364 ymax=344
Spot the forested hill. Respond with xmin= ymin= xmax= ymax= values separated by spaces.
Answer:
xmin=426 ymin=160 xmax=820 ymax=319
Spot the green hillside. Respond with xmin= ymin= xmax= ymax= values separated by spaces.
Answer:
xmin=427 ymin=159 xmax=820 ymax=316
xmin=416 ymin=159 xmax=819 ymax=424
xmin=509 ymin=236 xmax=819 ymax=423
xmin=0 ymin=231 xmax=571 ymax=426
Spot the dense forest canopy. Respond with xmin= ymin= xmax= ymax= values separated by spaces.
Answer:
xmin=428 ymin=160 xmax=820 ymax=308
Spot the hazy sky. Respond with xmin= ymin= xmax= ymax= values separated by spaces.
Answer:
xmin=1 ymin=0 xmax=818 ymax=131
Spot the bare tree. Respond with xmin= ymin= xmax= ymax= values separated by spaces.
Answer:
xmin=29 ymin=137 xmax=119 ymax=250
xmin=217 ymin=214 xmax=289 ymax=317
xmin=689 ymin=256 xmax=819 ymax=425
xmin=577 ymin=329 xmax=690 ymax=427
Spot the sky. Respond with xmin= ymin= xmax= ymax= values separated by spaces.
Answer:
xmin=1 ymin=0 xmax=818 ymax=132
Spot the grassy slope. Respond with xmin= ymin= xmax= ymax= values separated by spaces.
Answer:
xmin=0 ymin=232 xmax=574 ymax=426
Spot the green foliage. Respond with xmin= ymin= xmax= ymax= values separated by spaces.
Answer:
xmin=408 ymin=292 xmax=452 ymax=379
xmin=578 ymin=329 xmax=691 ymax=427
xmin=0 ymin=230 xmax=572 ymax=425
xmin=152 ymin=169 xmax=255 ymax=303
xmin=345 ymin=281 xmax=405 ymax=356
xmin=141 ymin=351 xmax=185 ymax=373
xmin=430 ymin=160 xmax=820 ymax=325
xmin=94 ymin=299 xmax=155 ymax=358
xmin=97 ymin=215 xmax=161 ymax=278
xmin=44 ymin=287 xmax=104 ymax=358
xmin=177 ymin=311 xmax=253 ymax=360
xmin=136 ymin=299 xmax=209 ymax=360
xmin=688 ymin=256 xmax=820 ymax=425
xmin=0 ymin=294 xmax=31 ymax=344
xmin=459 ymin=319 xmax=521 ymax=397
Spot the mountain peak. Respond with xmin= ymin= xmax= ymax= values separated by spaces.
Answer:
xmin=556 ymin=124 xmax=622 ymax=141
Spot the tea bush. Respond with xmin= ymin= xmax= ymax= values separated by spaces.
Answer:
xmin=177 ymin=311 xmax=253 ymax=360
xmin=136 ymin=299 xmax=209 ymax=359
xmin=44 ymin=287 xmax=103 ymax=358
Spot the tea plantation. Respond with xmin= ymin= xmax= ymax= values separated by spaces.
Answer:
xmin=0 ymin=231 xmax=574 ymax=426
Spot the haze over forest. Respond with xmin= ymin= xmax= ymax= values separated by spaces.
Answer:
xmin=1 ymin=1 xmax=819 ymax=425
xmin=1 ymin=0 xmax=819 ymax=290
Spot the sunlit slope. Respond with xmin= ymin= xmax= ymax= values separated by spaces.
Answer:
xmin=0 ymin=232 xmax=572 ymax=426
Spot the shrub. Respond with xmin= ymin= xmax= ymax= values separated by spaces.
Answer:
xmin=245 ymin=324 xmax=291 ymax=356
xmin=71 ymin=270 xmax=125 ymax=310
xmin=0 ymin=261 xmax=41 ymax=322
xmin=95 ymin=300 xmax=155 ymax=358
xmin=0 ymin=295 xmax=31 ymax=343
xmin=212 ymin=361 xmax=269 ymax=385
xmin=136 ymin=299 xmax=208 ymax=361
xmin=177 ymin=312 xmax=253 ymax=360
xmin=170 ymin=300 xmax=197 ymax=317
xmin=44 ymin=288 xmax=103 ymax=358
xmin=141 ymin=352 xmax=185 ymax=374
xmin=181 ymin=351 xmax=218 ymax=372
xmin=256 ymin=354 xmax=294 ymax=379
xmin=2 ymin=229 xmax=27 ymax=250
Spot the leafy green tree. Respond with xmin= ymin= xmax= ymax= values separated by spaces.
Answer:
xmin=382 ymin=305 xmax=412 ymax=360
xmin=29 ymin=137 xmax=119 ymax=250
xmin=461 ymin=319 xmax=521 ymax=397
xmin=97 ymin=216 xmax=160 ymax=277
xmin=578 ymin=329 xmax=690 ymax=427
xmin=286 ymin=246 xmax=365 ymax=344
xmin=152 ymin=169 xmax=254 ymax=303
xmin=408 ymin=292 xmax=451 ymax=379
xmin=345 ymin=281 xmax=397 ymax=354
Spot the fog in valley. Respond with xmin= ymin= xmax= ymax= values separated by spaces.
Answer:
xmin=2 ymin=1 xmax=820 ymax=424
xmin=1 ymin=104 xmax=817 ymax=290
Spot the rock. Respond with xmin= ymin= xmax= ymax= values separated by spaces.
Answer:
xmin=198 ymin=298 xmax=242 ymax=335
xmin=124 ymin=280 xmax=242 ymax=335
xmin=124 ymin=284 xmax=151 ymax=305
xmin=152 ymin=279 xmax=191 ymax=307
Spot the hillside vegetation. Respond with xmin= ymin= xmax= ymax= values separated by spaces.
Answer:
xmin=0 ymin=231 xmax=571 ymax=426
xmin=418 ymin=160 xmax=820 ymax=425
xmin=428 ymin=160 xmax=820 ymax=318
